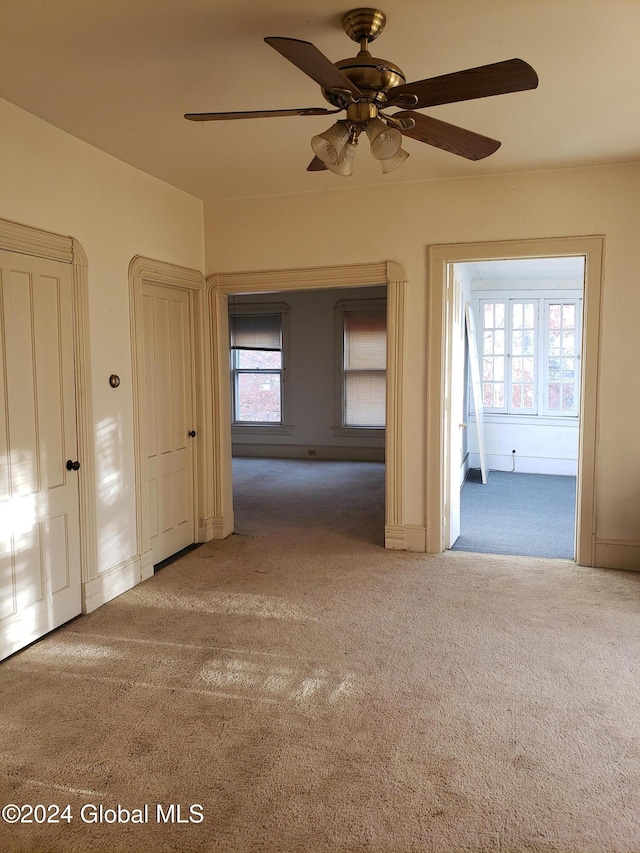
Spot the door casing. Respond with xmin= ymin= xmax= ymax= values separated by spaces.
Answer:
xmin=427 ymin=236 xmax=604 ymax=566
xmin=207 ymin=261 xmax=410 ymax=550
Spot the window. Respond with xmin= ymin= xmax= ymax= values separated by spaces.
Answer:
xmin=229 ymin=305 xmax=289 ymax=429
xmin=479 ymin=296 xmax=581 ymax=417
xmin=544 ymin=299 xmax=581 ymax=415
xmin=335 ymin=300 xmax=387 ymax=431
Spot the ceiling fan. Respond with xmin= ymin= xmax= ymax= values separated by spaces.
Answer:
xmin=185 ymin=7 xmax=538 ymax=176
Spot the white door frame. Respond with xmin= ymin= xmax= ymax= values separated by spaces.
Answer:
xmin=0 ymin=217 xmax=97 ymax=606
xmin=207 ymin=261 xmax=412 ymax=550
xmin=426 ymin=236 xmax=605 ymax=566
xmin=129 ymin=256 xmax=210 ymax=579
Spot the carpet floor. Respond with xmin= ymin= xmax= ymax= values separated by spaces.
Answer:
xmin=1 ymin=458 xmax=639 ymax=853
xmin=453 ymin=470 xmax=577 ymax=559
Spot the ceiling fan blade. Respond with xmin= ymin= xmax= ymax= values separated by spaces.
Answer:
xmin=265 ymin=37 xmax=362 ymax=99
xmin=388 ymin=59 xmax=538 ymax=109
xmin=185 ymin=107 xmax=339 ymax=121
xmin=395 ymin=111 xmax=501 ymax=160
xmin=307 ymin=156 xmax=327 ymax=172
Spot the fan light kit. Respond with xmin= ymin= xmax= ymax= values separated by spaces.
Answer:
xmin=185 ymin=8 xmax=538 ymax=177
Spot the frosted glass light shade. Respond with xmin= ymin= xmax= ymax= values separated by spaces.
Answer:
xmin=366 ymin=118 xmax=402 ymax=160
xmin=381 ymin=147 xmax=409 ymax=173
xmin=327 ymin=140 xmax=358 ymax=176
xmin=311 ymin=122 xmax=350 ymax=166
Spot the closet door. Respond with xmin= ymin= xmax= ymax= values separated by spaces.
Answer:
xmin=0 ymin=250 xmax=82 ymax=660
xmin=141 ymin=283 xmax=196 ymax=565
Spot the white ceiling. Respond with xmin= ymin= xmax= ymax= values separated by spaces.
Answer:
xmin=465 ymin=257 xmax=585 ymax=281
xmin=1 ymin=1 xmax=639 ymax=204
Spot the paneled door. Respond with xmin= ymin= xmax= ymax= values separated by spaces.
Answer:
xmin=0 ymin=250 xmax=82 ymax=660
xmin=141 ymin=283 xmax=196 ymax=565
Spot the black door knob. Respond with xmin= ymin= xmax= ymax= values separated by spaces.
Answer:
xmin=66 ymin=460 xmax=80 ymax=471
xmin=188 ymin=430 xmax=196 ymax=437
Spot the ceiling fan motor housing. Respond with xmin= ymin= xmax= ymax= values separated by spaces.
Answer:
xmin=322 ymin=51 xmax=406 ymax=107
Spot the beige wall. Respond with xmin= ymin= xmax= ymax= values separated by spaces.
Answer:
xmin=204 ymin=162 xmax=640 ymax=566
xmin=0 ymin=99 xmax=205 ymax=577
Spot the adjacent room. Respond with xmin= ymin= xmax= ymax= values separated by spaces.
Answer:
xmin=451 ymin=257 xmax=584 ymax=560
xmin=228 ymin=286 xmax=387 ymax=545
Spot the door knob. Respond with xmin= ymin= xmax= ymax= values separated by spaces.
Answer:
xmin=66 ymin=460 xmax=80 ymax=471
xmin=188 ymin=430 xmax=196 ymax=438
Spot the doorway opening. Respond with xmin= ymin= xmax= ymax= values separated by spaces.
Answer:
xmin=227 ymin=286 xmax=387 ymax=546
xmin=450 ymin=256 xmax=584 ymax=559
xmin=426 ymin=237 xmax=604 ymax=566
xmin=207 ymin=261 xmax=408 ymax=550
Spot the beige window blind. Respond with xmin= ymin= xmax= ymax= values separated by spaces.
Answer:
xmin=230 ymin=313 xmax=282 ymax=351
xmin=344 ymin=310 xmax=386 ymax=427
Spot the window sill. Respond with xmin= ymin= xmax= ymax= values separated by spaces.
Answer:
xmin=232 ymin=423 xmax=293 ymax=436
xmin=470 ymin=414 xmax=579 ymax=427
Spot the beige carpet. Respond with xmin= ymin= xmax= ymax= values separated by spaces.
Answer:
xmin=1 ymin=458 xmax=640 ymax=852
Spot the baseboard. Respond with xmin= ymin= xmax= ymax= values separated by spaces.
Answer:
xmin=82 ymin=555 xmax=142 ymax=614
xmin=469 ymin=452 xmax=577 ymax=476
xmin=384 ymin=524 xmax=427 ymax=552
xmin=404 ymin=524 xmax=427 ymax=552
xmin=233 ymin=443 xmax=385 ymax=462
xmin=204 ymin=515 xmax=234 ymax=540
xmin=385 ymin=525 xmax=406 ymax=550
xmin=140 ymin=549 xmax=154 ymax=582
xmin=594 ymin=540 xmax=640 ymax=571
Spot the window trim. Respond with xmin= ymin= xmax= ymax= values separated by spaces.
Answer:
xmin=229 ymin=301 xmax=292 ymax=435
xmin=333 ymin=297 xmax=387 ymax=437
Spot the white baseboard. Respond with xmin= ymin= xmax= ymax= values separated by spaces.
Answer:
xmin=385 ymin=525 xmax=406 ymax=550
xmin=594 ymin=540 xmax=640 ymax=571
xmin=404 ymin=524 xmax=427 ymax=552
xmin=233 ymin=443 xmax=385 ymax=462
xmin=82 ymin=555 xmax=142 ymax=614
xmin=469 ymin=452 xmax=577 ymax=476
xmin=206 ymin=515 xmax=234 ymax=540
xmin=140 ymin=549 xmax=154 ymax=582
xmin=384 ymin=524 xmax=426 ymax=552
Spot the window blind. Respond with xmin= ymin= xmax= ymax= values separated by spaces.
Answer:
xmin=344 ymin=309 xmax=386 ymax=427
xmin=344 ymin=311 xmax=386 ymax=369
xmin=345 ymin=372 xmax=386 ymax=426
xmin=230 ymin=313 xmax=282 ymax=351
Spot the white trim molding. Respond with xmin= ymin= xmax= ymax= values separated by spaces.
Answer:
xmin=427 ymin=236 xmax=605 ymax=568
xmin=593 ymin=540 xmax=640 ymax=572
xmin=208 ymin=261 xmax=408 ymax=548
xmin=0 ymin=217 xmax=98 ymax=606
xmin=83 ymin=555 xmax=142 ymax=614
xmin=128 ymin=256 xmax=210 ymax=576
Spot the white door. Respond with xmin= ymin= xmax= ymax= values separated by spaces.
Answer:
xmin=0 ymin=250 xmax=82 ymax=660
xmin=445 ymin=271 xmax=465 ymax=547
xmin=141 ymin=283 xmax=195 ymax=565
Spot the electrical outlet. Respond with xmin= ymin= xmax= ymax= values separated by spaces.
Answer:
xmin=307 ymin=449 xmax=317 ymax=457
